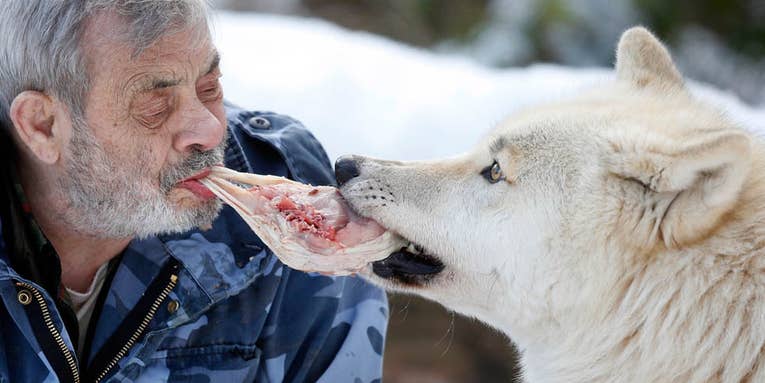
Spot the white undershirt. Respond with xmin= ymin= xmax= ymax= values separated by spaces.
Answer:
xmin=65 ymin=262 xmax=109 ymax=357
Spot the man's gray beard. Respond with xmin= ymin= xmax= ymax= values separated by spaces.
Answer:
xmin=59 ymin=119 xmax=226 ymax=238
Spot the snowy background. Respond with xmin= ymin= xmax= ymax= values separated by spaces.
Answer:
xmin=211 ymin=9 xmax=765 ymax=383
xmin=213 ymin=12 xmax=765 ymax=163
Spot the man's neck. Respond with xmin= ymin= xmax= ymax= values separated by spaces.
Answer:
xmin=19 ymin=164 xmax=131 ymax=293
xmin=50 ymin=231 xmax=130 ymax=293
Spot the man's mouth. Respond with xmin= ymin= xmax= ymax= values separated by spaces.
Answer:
xmin=175 ymin=168 xmax=215 ymax=200
xmin=372 ymin=242 xmax=444 ymax=286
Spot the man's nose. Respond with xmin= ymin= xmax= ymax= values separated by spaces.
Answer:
xmin=335 ymin=156 xmax=361 ymax=186
xmin=173 ymin=102 xmax=225 ymax=152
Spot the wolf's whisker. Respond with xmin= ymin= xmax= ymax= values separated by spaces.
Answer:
xmin=486 ymin=257 xmax=511 ymax=308
xmin=436 ymin=312 xmax=456 ymax=358
xmin=397 ymin=297 xmax=412 ymax=322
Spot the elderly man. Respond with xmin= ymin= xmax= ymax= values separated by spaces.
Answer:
xmin=0 ymin=1 xmax=387 ymax=382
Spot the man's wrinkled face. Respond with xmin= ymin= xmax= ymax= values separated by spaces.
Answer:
xmin=59 ymin=12 xmax=227 ymax=238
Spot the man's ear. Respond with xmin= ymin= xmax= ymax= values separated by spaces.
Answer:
xmin=615 ymin=26 xmax=683 ymax=89
xmin=9 ymin=91 xmax=63 ymax=164
xmin=607 ymin=129 xmax=752 ymax=248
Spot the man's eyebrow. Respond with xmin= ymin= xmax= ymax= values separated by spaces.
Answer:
xmin=127 ymin=75 xmax=182 ymax=94
xmin=130 ymin=51 xmax=220 ymax=93
xmin=204 ymin=51 xmax=220 ymax=75
xmin=149 ymin=78 xmax=182 ymax=90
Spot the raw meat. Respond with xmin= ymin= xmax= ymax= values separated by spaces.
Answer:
xmin=200 ymin=166 xmax=402 ymax=275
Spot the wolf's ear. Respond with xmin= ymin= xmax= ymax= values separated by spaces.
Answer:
xmin=615 ymin=27 xmax=683 ymax=89
xmin=608 ymin=130 xmax=751 ymax=248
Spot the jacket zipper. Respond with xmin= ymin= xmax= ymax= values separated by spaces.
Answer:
xmin=92 ymin=273 xmax=178 ymax=383
xmin=15 ymin=281 xmax=80 ymax=383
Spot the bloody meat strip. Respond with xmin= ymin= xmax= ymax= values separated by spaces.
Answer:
xmin=199 ymin=166 xmax=404 ymax=275
xmin=268 ymin=189 xmax=337 ymax=242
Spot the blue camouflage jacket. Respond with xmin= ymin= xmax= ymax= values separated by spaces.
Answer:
xmin=0 ymin=105 xmax=388 ymax=382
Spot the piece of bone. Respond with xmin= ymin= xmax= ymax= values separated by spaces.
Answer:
xmin=201 ymin=167 xmax=403 ymax=275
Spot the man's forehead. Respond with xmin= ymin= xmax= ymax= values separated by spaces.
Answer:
xmin=83 ymin=9 xmax=216 ymax=90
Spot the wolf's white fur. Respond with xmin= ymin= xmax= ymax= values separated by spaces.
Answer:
xmin=340 ymin=27 xmax=765 ymax=382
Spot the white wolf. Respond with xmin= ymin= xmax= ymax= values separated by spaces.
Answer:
xmin=335 ymin=27 xmax=765 ymax=383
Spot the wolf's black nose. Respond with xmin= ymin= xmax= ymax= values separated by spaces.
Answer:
xmin=335 ymin=157 xmax=360 ymax=186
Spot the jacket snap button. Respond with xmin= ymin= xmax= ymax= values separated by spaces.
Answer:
xmin=167 ymin=300 xmax=180 ymax=314
xmin=248 ymin=116 xmax=271 ymax=129
xmin=17 ymin=290 xmax=32 ymax=305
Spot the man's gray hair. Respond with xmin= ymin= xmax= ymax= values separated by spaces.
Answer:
xmin=0 ymin=0 xmax=210 ymax=132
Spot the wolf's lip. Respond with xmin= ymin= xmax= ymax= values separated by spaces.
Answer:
xmin=372 ymin=246 xmax=444 ymax=285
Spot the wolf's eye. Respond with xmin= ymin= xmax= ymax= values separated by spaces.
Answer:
xmin=481 ymin=161 xmax=504 ymax=184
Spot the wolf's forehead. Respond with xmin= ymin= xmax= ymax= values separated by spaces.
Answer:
xmin=495 ymin=90 xmax=720 ymax=143
xmin=489 ymin=117 xmax=594 ymax=150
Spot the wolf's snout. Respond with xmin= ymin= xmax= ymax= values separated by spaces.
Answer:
xmin=335 ymin=156 xmax=361 ymax=186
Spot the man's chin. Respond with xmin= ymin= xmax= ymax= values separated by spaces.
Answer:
xmin=141 ymin=188 xmax=224 ymax=235
xmin=193 ymin=198 xmax=223 ymax=230
xmin=82 ymin=196 xmax=222 ymax=239
xmin=168 ymin=186 xmax=216 ymax=208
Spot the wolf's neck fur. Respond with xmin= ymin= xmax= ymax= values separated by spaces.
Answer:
xmin=518 ymin=142 xmax=765 ymax=383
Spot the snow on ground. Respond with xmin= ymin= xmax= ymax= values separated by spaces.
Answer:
xmin=212 ymin=11 xmax=765 ymax=162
